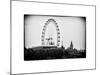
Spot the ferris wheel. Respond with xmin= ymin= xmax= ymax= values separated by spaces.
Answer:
xmin=41 ymin=18 xmax=60 ymax=47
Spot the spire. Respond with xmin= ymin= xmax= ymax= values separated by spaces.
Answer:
xmin=70 ymin=41 xmax=73 ymax=49
xmin=61 ymin=40 xmax=65 ymax=49
xmin=62 ymin=40 xmax=63 ymax=46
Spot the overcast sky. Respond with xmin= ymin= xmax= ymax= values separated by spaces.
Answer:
xmin=24 ymin=15 xmax=86 ymax=50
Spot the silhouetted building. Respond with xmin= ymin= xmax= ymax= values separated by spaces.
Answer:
xmin=61 ymin=40 xmax=65 ymax=49
xmin=70 ymin=41 xmax=73 ymax=49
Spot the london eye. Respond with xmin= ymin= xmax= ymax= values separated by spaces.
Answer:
xmin=41 ymin=18 xmax=60 ymax=47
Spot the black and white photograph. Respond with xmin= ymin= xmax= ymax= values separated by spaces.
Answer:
xmin=11 ymin=1 xmax=95 ymax=74
xmin=24 ymin=15 xmax=86 ymax=61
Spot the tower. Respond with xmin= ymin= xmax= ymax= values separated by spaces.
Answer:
xmin=61 ymin=40 xmax=65 ymax=49
xmin=70 ymin=41 xmax=73 ymax=49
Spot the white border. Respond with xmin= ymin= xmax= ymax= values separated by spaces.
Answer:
xmin=11 ymin=1 xmax=95 ymax=74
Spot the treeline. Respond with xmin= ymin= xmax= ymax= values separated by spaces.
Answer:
xmin=24 ymin=47 xmax=86 ymax=61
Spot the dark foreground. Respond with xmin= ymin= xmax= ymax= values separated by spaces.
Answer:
xmin=24 ymin=46 xmax=86 ymax=61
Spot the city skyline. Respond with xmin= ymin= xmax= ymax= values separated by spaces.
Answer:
xmin=24 ymin=15 xmax=86 ymax=50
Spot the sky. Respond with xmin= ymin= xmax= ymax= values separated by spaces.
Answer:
xmin=24 ymin=15 xmax=86 ymax=50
